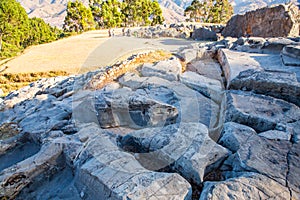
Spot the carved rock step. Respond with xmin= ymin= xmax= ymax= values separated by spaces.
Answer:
xmin=74 ymin=124 xmax=192 ymax=200
xmin=117 ymin=123 xmax=229 ymax=185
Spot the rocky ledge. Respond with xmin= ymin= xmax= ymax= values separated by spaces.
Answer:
xmin=0 ymin=7 xmax=300 ymax=199
xmin=0 ymin=35 xmax=299 ymax=199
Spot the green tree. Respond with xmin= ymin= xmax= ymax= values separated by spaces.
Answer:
xmin=0 ymin=0 xmax=30 ymax=52
xmin=89 ymin=0 xmax=104 ymax=28
xmin=151 ymin=0 xmax=164 ymax=25
xmin=101 ymin=0 xmax=123 ymax=28
xmin=64 ymin=0 xmax=95 ymax=32
xmin=184 ymin=0 xmax=232 ymax=23
xmin=27 ymin=17 xmax=57 ymax=45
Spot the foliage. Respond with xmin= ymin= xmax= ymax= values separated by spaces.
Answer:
xmin=88 ymin=0 xmax=164 ymax=28
xmin=0 ymin=0 xmax=59 ymax=59
xmin=64 ymin=0 xmax=95 ymax=32
xmin=184 ymin=0 xmax=233 ymax=23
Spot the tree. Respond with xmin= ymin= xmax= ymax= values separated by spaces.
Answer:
xmin=0 ymin=0 xmax=30 ymax=52
xmin=27 ymin=17 xmax=57 ymax=45
xmin=0 ymin=0 xmax=59 ymax=59
xmin=89 ymin=0 xmax=103 ymax=28
xmin=64 ymin=0 xmax=95 ymax=32
xmin=101 ymin=0 xmax=123 ymax=28
xmin=151 ymin=0 xmax=164 ymax=25
xmin=184 ymin=0 xmax=233 ymax=23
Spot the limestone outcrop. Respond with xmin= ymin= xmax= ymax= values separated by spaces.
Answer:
xmin=222 ymin=4 xmax=300 ymax=38
xmin=0 ymin=26 xmax=300 ymax=199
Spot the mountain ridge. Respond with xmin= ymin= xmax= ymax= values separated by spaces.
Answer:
xmin=18 ymin=0 xmax=300 ymax=27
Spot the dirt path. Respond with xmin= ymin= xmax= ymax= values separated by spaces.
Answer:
xmin=2 ymin=29 xmax=199 ymax=74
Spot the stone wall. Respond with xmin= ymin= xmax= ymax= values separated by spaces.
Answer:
xmin=222 ymin=4 xmax=300 ymax=38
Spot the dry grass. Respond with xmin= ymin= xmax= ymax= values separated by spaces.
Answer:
xmin=0 ymin=71 xmax=68 ymax=96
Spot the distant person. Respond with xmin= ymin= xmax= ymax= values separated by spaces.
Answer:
xmin=122 ymin=27 xmax=125 ymax=36
xmin=127 ymin=28 xmax=131 ymax=37
xmin=108 ymin=28 xmax=112 ymax=37
xmin=112 ymin=29 xmax=115 ymax=37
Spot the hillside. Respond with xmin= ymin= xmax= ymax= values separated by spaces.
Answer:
xmin=18 ymin=0 xmax=300 ymax=27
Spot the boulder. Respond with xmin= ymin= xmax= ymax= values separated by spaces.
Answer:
xmin=141 ymin=57 xmax=182 ymax=81
xmin=186 ymin=59 xmax=224 ymax=82
xmin=258 ymin=130 xmax=292 ymax=141
xmin=94 ymin=88 xmax=178 ymax=129
xmin=218 ymin=122 xmax=256 ymax=153
xmin=282 ymin=45 xmax=300 ymax=59
xmin=74 ymin=124 xmax=192 ymax=200
xmin=281 ymin=45 xmax=300 ymax=66
xmin=200 ymin=173 xmax=291 ymax=200
xmin=225 ymin=90 xmax=300 ymax=133
xmin=180 ymin=71 xmax=224 ymax=102
xmin=117 ymin=123 xmax=229 ymax=185
xmin=217 ymin=49 xmax=263 ymax=88
xmin=287 ymin=142 xmax=300 ymax=199
xmin=192 ymin=28 xmax=218 ymax=41
xmin=117 ymin=72 xmax=221 ymax=130
xmin=229 ymin=69 xmax=300 ymax=107
xmin=222 ymin=4 xmax=300 ymax=38
xmin=262 ymin=38 xmax=297 ymax=53
xmin=217 ymin=49 xmax=300 ymax=88
xmin=230 ymin=134 xmax=291 ymax=185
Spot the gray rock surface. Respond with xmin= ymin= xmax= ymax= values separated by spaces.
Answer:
xmin=118 ymin=123 xmax=229 ymax=185
xmin=94 ymin=87 xmax=178 ymax=129
xmin=218 ymin=122 xmax=256 ymax=153
xmin=1 ymin=35 xmax=300 ymax=199
xmin=180 ymin=71 xmax=224 ymax=102
xmin=74 ymin=124 xmax=192 ymax=200
xmin=192 ymin=28 xmax=218 ymax=41
xmin=186 ymin=59 xmax=224 ymax=82
xmin=229 ymin=69 xmax=300 ymax=107
xmin=258 ymin=130 xmax=292 ymax=141
xmin=222 ymin=4 xmax=300 ymax=38
xmin=200 ymin=173 xmax=291 ymax=200
xmin=141 ymin=57 xmax=182 ymax=81
xmin=225 ymin=90 xmax=300 ymax=133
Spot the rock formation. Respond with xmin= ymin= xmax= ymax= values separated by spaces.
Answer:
xmin=222 ymin=4 xmax=300 ymax=38
xmin=1 ymin=6 xmax=300 ymax=198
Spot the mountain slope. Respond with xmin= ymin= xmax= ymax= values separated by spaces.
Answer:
xmin=18 ymin=0 xmax=300 ymax=27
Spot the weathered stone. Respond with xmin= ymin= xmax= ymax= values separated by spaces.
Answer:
xmin=282 ymin=45 xmax=300 ymax=59
xmin=218 ymin=48 xmax=300 ymax=87
xmin=222 ymin=4 xmax=300 ymax=38
xmin=186 ymin=59 xmax=224 ymax=82
xmin=287 ymin=142 xmax=300 ymax=199
xmin=262 ymin=38 xmax=297 ymax=53
xmin=225 ymin=91 xmax=300 ymax=133
xmin=141 ymin=57 xmax=182 ymax=81
xmin=178 ymin=48 xmax=198 ymax=63
xmin=0 ymin=142 xmax=63 ymax=198
xmin=117 ymin=73 xmax=221 ymax=130
xmin=230 ymin=134 xmax=292 ymax=185
xmin=282 ymin=54 xmax=300 ymax=66
xmin=180 ymin=71 xmax=224 ymax=102
xmin=200 ymin=173 xmax=291 ymax=200
xmin=118 ymin=123 xmax=229 ymax=185
xmin=217 ymin=49 xmax=263 ymax=88
xmin=74 ymin=124 xmax=192 ymax=200
xmin=230 ymin=69 xmax=300 ymax=107
xmin=218 ymin=122 xmax=256 ymax=153
xmin=282 ymin=45 xmax=300 ymax=66
xmin=94 ymin=87 xmax=178 ymax=129
xmin=258 ymin=130 xmax=292 ymax=141
xmin=192 ymin=28 xmax=218 ymax=41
